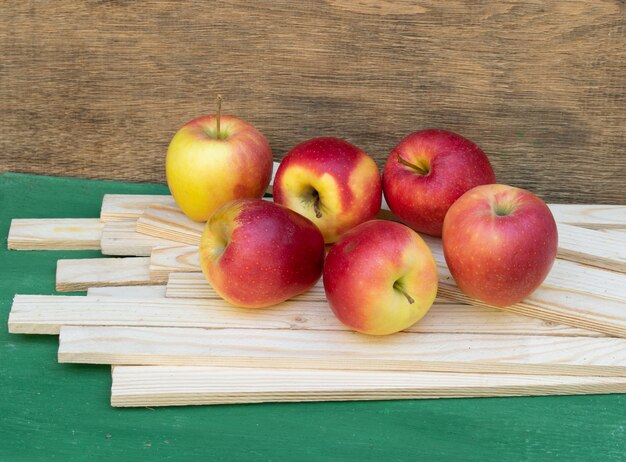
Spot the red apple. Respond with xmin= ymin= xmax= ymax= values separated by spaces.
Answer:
xmin=167 ymin=103 xmax=273 ymax=222
xmin=323 ymin=220 xmax=438 ymax=335
xmin=273 ymin=137 xmax=382 ymax=243
xmin=383 ymin=129 xmax=496 ymax=236
xmin=199 ymin=199 xmax=325 ymax=308
xmin=442 ymin=184 xmax=558 ymax=306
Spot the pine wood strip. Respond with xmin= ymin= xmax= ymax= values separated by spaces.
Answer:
xmin=164 ymin=271 xmax=469 ymax=306
xmin=59 ymin=326 xmax=625 ymax=376
xmin=110 ymin=366 xmax=626 ymax=407
xmin=100 ymin=221 xmax=179 ymax=256
xmin=136 ymin=204 xmax=204 ymax=245
xmin=55 ymin=257 xmax=155 ymax=292
xmin=548 ymin=204 xmax=626 ymax=229
xmin=8 ymin=295 xmax=599 ymax=337
xmin=421 ymin=235 xmax=626 ymax=338
xmin=150 ymin=246 xmax=200 ymax=283
xmin=100 ymin=194 xmax=176 ymax=222
xmin=7 ymin=218 xmax=103 ymax=250
xmin=557 ymin=223 xmax=626 ymax=272
xmin=86 ymin=285 xmax=167 ymax=298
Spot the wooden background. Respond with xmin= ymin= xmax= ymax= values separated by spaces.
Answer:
xmin=1 ymin=1 xmax=624 ymax=203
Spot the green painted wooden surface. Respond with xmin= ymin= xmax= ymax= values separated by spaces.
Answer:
xmin=1 ymin=172 xmax=625 ymax=461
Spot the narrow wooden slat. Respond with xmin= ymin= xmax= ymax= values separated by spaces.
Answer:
xmin=111 ymin=366 xmax=626 ymax=407
xmin=100 ymin=221 xmax=178 ymax=256
xmin=136 ymin=204 xmax=204 ymax=245
xmin=422 ymin=235 xmax=626 ymax=338
xmin=150 ymin=245 xmax=200 ymax=283
xmin=56 ymin=257 xmax=155 ymax=292
xmin=557 ymin=223 xmax=625 ymax=272
xmin=59 ymin=326 xmax=626 ymax=376
xmin=548 ymin=204 xmax=626 ymax=229
xmin=8 ymin=295 xmax=599 ymax=337
xmin=86 ymin=285 xmax=167 ymax=298
xmin=100 ymin=194 xmax=176 ymax=222
xmin=7 ymin=218 xmax=103 ymax=250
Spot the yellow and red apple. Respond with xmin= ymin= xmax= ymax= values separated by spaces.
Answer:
xmin=167 ymin=111 xmax=273 ymax=222
xmin=383 ymin=129 xmax=496 ymax=236
xmin=442 ymin=184 xmax=558 ymax=306
xmin=323 ymin=220 xmax=438 ymax=335
xmin=199 ymin=198 xmax=325 ymax=308
xmin=273 ymin=137 xmax=382 ymax=243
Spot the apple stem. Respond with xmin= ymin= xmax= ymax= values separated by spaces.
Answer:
xmin=397 ymin=154 xmax=429 ymax=176
xmin=216 ymin=94 xmax=222 ymax=138
xmin=394 ymin=282 xmax=415 ymax=304
xmin=313 ymin=193 xmax=322 ymax=219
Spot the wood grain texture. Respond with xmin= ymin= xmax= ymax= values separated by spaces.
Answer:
xmin=8 ymin=294 xmax=598 ymax=337
xmin=136 ymin=205 xmax=203 ymax=245
xmin=100 ymin=221 xmax=177 ymax=256
xmin=86 ymin=285 xmax=166 ymax=298
xmin=7 ymin=218 xmax=103 ymax=250
xmin=100 ymin=194 xmax=175 ymax=222
xmin=1 ymin=1 xmax=625 ymax=204
xmin=110 ymin=366 xmax=626 ymax=407
xmin=59 ymin=326 xmax=625 ymax=376
xmin=55 ymin=257 xmax=154 ymax=292
xmin=549 ymin=205 xmax=626 ymax=229
xmin=557 ymin=223 xmax=626 ymax=272
xmin=150 ymin=245 xmax=201 ymax=283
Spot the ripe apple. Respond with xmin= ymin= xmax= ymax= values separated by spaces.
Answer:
xmin=442 ymin=184 xmax=558 ymax=306
xmin=383 ymin=129 xmax=496 ymax=236
xmin=166 ymin=98 xmax=273 ymax=222
xmin=199 ymin=198 xmax=325 ymax=308
xmin=323 ymin=220 xmax=438 ymax=335
xmin=273 ymin=137 xmax=382 ymax=243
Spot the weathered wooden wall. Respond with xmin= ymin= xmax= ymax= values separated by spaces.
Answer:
xmin=1 ymin=1 xmax=624 ymax=203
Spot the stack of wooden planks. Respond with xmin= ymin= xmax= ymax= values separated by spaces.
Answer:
xmin=6 ymin=170 xmax=626 ymax=407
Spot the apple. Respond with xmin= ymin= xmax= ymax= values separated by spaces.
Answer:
xmin=442 ymin=184 xmax=558 ymax=306
xmin=273 ymin=137 xmax=382 ymax=243
xmin=383 ymin=129 xmax=496 ymax=236
xmin=323 ymin=220 xmax=438 ymax=335
xmin=166 ymin=98 xmax=273 ymax=222
xmin=199 ymin=198 xmax=325 ymax=308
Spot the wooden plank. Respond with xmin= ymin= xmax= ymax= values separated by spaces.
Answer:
xmin=136 ymin=204 xmax=204 ymax=245
xmin=100 ymin=194 xmax=175 ymax=222
xmin=86 ymin=285 xmax=167 ymax=298
xmin=55 ymin=257 xmax=154 ymax=292
xmin=8 ymin=295 xmax=599 ymax=337
xmin=421 ymin=235 xmax=626 ymax=338
xmin=110 ymin=366 xmax=626 ymax=407
xmin=100 ymin=221 xmax=177 ymax=256
xmin=150 ymin=246 xmax=200 ymax=283
xmin=557 ymin=223 xmax=625 ymax=272
xmin=548 ymin=205 xmax=626 ymax=230
xmin=7 ymin=218 xmax=103 ymax=250
xmin=165 ymin=271 xmax=464 ymax=305
xmin=59 ymin=326 xmax=626 ymax=376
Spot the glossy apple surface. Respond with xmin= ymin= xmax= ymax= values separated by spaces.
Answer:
xmin=273 ymin=137 xmax=382 ymax=243
xmin=323 ymin=220 xmax=438 ymax=335
xmin=383 ymin=129 xmax=496 ymax=236
xmin=442 ymin=184 xmax=558 ymax=306
xmin=199 ymin=199 xmax=325 ymax=308
xmin=167 ymin=114 xmax=273 ymax=222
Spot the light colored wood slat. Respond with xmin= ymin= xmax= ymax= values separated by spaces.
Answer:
xmin=7 ymin=218 xmax=103 ymax=250
xmin=150 ymin=245 xmax=200 ymax=283
xmin=100 ymin=194 xmax=176 ymax=222
xmin=8 ymin=295 xmax=599 ymax=337
xmin=547 ymin=204 xmax=626 ymax=229
xmin=598 ymin=229 xmax=626 ymax=239
xmin=164 ymin=271 xmax=471 ymax=306
xmin=557 ymin=223 xmax=626 ymax=272
xmin=110 ymin=366 xmax=626 ymax=407
xmin=136 ymin=204 xmax=204 ymax=245
xmin=86 ymin=285 xmax=167 ymax=298
xmin=421 ymin=235 xmax=626 ymax=338
xmin=59 ymin=326 xmax=626 ymax=376
xmin=55 ymin=257 xmax=155 ymax=292
xmin=100 ymin=221 xmax=178 ymax=256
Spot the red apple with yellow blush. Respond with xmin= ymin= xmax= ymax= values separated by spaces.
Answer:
xmin=442 ymin=184 xmax=558 ymax=306
xmin=383 ymin=129 xmax=496 ymax=236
